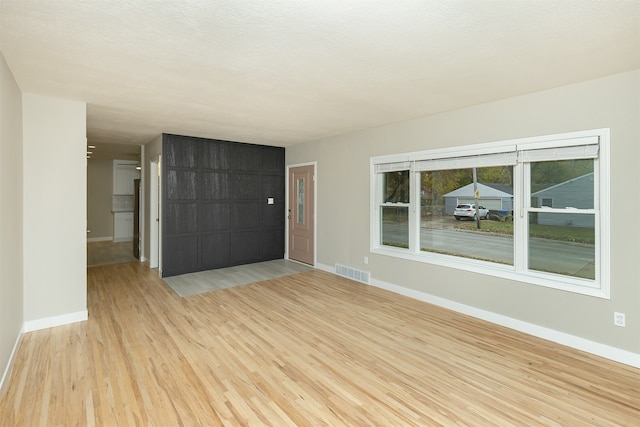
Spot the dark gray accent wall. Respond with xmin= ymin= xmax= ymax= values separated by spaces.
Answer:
xmin=162 ymin=134 xmax=285 ymax=277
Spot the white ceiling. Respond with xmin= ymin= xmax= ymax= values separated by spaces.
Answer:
xmin=1 ymin=0 xmax=638 ymax=148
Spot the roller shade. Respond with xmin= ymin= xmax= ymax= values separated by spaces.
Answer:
xmin=373 ymin=136 xmax=600 ymax=173
xmin=375 ymin=161 xmax=412 ymax=173
xmin=414 ymin=151 xmax=517 ymax=172
xmin=519 ymin=143 xmax=599 ymax=163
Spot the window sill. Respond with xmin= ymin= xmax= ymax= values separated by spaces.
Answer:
xmin=370 ymin=246 xmax=609 ymax=299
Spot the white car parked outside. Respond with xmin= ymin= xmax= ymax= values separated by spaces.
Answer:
xmin=453 ymin=204 xmax=489 ymax=220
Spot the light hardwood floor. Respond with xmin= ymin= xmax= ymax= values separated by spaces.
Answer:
xmin=1 ymin=262 xmax=638 ymax=426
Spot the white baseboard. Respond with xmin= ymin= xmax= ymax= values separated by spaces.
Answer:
xmin=1 ymin=310 xmax=89 ymax=398
xmin=112 ymin=237 xmax=133 ymax=243
xmin=23 ymin=310 xmax=88 ymax=333
xmin=315 ymin=262 xmax=333 ymax=273
xmin=0 ymin=331 xmax=22 ymax=400
xmin=316 ymin=262 xmax=639 ymax=368
xmin=87 ymin=236 xmax=112 ymax=243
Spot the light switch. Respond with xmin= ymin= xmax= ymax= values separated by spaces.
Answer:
xmin=267 ymin=197 xmax=274 ymax=205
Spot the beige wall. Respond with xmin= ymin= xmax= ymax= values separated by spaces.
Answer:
xmin=286 ymin=70 xmax=640 ymax=356
xmin=0 ymin=53 xmax=24 ymax=393
xmin=22 ymin=94 xmax=87 ymax=324
xmin=87 ymin=159 xmax=114 ymax=239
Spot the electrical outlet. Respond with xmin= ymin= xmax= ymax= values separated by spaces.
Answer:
xmin=364 ymin=256 xmax=369 ymax=265
xmin=614 ymin=312 xmax=626 ymax=327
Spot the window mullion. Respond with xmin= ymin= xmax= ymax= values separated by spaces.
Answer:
xmin=373 ymin=172 xmax=383 ymax=248
xmin=593 ymin=156 xmax=601 ymax=285
xmin=410 ymin=170 xmax=420 ymax=253
xmin=515 ymin=161 xmax=528 ymax=274
xmin=528 ymin=208 xmax=596 ymax=214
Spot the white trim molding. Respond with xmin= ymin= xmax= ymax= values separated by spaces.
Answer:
xmin=370 ymin=277 xmax=639 ymax=368
xmin=0 ymin=333 xmax=22 ymax=399
xmin=315 ymin=262 xmax=638 ymax=368
xmin=87 ymin=236 xmax=113 ymax=243
xmin=23 ymin=310 xmax=88 ymax=333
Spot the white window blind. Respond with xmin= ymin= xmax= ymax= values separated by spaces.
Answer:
xmin=413 ymin=151 xmax=517 ymax=172
xmin=374 ymin=161 xmax=412 ymax=173
xmin=519 ymin=143 xmax=599 ymax=163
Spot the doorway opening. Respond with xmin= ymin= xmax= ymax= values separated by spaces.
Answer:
xmin=86 ymin=144 xmax=141 ymax=267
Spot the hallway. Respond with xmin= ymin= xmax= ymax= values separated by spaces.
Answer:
xmin=87 ymin=240 xmax=137 ymax=267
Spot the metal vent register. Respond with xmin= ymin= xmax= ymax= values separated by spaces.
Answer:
xmin=335 ymin=264 xmax=370 ymax=284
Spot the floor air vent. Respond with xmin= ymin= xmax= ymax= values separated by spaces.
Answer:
xmin=335 ymin=264 xmax=370 ymax=284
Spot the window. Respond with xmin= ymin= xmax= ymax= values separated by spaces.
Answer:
xmin=420 ymin=166 xmax=514 ymax=265
xmin=540 ymin=198 xmax=553 ymax=208
xmin=371 ymin=129 xmax=609 ymax=298
xmin=379 ymin=169 xmax=410 ymax=248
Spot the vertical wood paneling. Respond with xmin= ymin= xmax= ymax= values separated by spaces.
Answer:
xmin=262 ymin=174 xmax=285 ymax=228
xmin=199 ymin=203 xmax=231 ymax=232
xmin=200 ymin=172 xmax=231 ymax=200
xmin=233 ymin=173 xmax=262 ymax=199
xmin=230 ymin=143 xmax=263 ymax=171
xmin=164 ymin=235 xmax=198 ymax=272
xmin=166 ymin=204 xmax=198 ymax=234
xmin=261 ymin=228 xmax=285 ymax=259
xmin=230 ymin=230 xmax=262 ymax=262
xmin=260 ymin=147 xmax=286 ymax=173
xmin=165 ymin=135 xmax=197 ymax=168
xmin=232 ymin=202 xmax=261 ymax=229
xmin=166 ymin=170 xmax=197 ymax=200
xmin=261 ymin=203 xmax=283 ymax=227
xmin=200 ymin=141 xmax=231 ymax=170
xmin=162 ymin=134 xmax=284 ymax=277
xmin=200 ymin=233 xmax=231 ymax=268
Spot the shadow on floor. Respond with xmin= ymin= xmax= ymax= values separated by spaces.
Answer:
xmin=87 ymin=241 xmax=138 ymax=267
xmin=162 ymin=259 xmax=313 ymax=297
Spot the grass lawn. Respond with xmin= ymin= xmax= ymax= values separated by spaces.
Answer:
xmin=453 ymin=220 xmax=595 ymax=244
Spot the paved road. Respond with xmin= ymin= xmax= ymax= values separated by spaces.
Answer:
xmin=421 ymin=228 xmax=514 ymax=263
xmin=382 ymin=222 xmax=595 ymax=277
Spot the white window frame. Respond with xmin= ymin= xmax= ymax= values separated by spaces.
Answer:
xmin=370 ymin=129 xmax=610 ymax=298
xmin=377 ymin=167 xmax=411 ymax=249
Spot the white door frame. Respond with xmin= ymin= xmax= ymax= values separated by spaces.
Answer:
xmin=139 ymin=145 xmax=145 ymax=261
xmin=149 ymin=159 xmax=160 ymax=270
xmin=285 ymin=161 xmax=317 ymax=265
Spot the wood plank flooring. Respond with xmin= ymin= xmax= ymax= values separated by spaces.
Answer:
xmin=0 ymin=262 xmax=638 ymax=426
